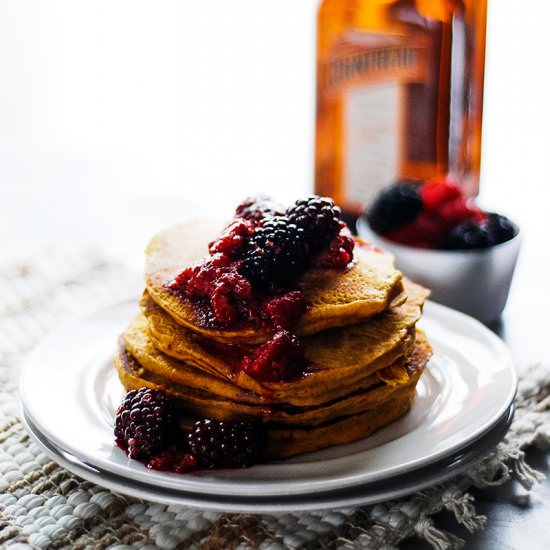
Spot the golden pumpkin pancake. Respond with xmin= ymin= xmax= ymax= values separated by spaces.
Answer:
xmin=115 ymin=333 xmax=431 ymax=458
xmin=266 ymin=390 xmax=416 ymax=459
xmin=175 ymin=391 xmax=416 ymax=460
xmin=121 ymin=316 xmax=414 ymax=407
xmin=131 ymin=308 xmax=414 ymax=406
xmin=119 ymin=320 xmax=265 ymax=405
xmin=138 ymin=279 xmax=428 ymax=403
xmin=144 ymin=220 xmax=406 ymax=344
xmin=115 ymin=331 xmax=430 ymax=427
xmin=124 ymin=313 xmax=397 ymax=407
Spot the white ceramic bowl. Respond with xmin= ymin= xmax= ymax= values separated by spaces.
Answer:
xmin=356 ymin=217 xmax=521 ymax=324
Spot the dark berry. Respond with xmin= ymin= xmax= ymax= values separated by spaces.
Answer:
xmin=241 ymin=329 xmax=305 ymax=381
xmin=188 ymin=419 xmax=264 ymax=468
xmin=235 ymin=195 xmax=284 ymax=224
xmin=114 ymin=388 xmax=178 ymax=459
xmin=365 ymin=181 xmax=423 ymax=235
xmin=446 ymin=220 xmax=492 ymax=250
xmin=287 ymin=196 xmax=342 ymax=252
xmin=240 ymin=217 xmax=309 ymax=291
xmin=486 ymin=213 xmax=517 ymax=245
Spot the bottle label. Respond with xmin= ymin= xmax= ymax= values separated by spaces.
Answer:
xmin=326 ymin=33 xmax=430 ymax=207
xmin=327 ymin=40 xmax=427 ymax=91
xmin=344 ymin=82 xmax=401 ymax=206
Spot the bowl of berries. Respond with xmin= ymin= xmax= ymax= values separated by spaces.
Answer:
xmin=357 ymin=178 xmax=521 ymax=324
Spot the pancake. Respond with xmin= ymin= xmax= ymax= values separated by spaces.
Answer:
xmin=115 ymin=331 xmax=431 ymax=427
xmin=138 ymin=279 xmax=428 ymax=403
xmin=115 ymin=333 xmax=431 ymax=458
xmin=266 ymin=389 xmax=415 ymax=459
xmin=123 ymin=313 xmax=402 ymax=407
xmin=175 ymin=387 xmax=418 ymax=460
xmin=128 ymin=310 xmax=414 ymax=406
xmin=144 ymin=220 xmax=406 ymax=344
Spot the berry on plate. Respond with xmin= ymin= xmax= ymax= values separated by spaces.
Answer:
xmin=188 ymin=419 xmax=264 ymax=469
xmin=114 ymin=388 xmax=178 ymax=459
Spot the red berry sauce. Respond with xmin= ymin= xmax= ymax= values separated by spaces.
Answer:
xmin=261 ymin=291 xmax=308 ymax=329
xmin=168 ymin=199 xmax=355 ymax=383
xmin=146 ymin=447 xmax=198 ymax=473
xmin=241 ymin=330 xmax=305 ymax=382
xmin=315 ymin=224 xmax=355 ymax=269
xmin=208 ymin=217 xmax=255 ymax=257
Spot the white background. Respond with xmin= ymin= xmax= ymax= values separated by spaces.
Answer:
xmin=0 ymin=0 xmax=549 ymax=273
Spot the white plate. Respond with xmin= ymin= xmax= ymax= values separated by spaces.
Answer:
xmin=21 ymin=404 xmax=514 ymax=512
xmin=20 ymin=300 xmax=517 ymax=504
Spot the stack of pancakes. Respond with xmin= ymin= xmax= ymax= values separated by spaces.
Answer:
xmin=115 ymin=220 xmax=432 ymax=459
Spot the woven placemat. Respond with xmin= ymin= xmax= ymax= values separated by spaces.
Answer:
xmin=0 ymin=250 xmax=549 ymax=550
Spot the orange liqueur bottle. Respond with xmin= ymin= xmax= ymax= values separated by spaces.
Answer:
xmin=314 ymin=0 xmax=487 ymax=219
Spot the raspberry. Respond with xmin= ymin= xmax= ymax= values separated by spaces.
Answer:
xmin=169 ymin=252 xmax=257 ymax=326
xmin=188 ymin=419 xmax=264 ymax=468
xmin=262 ymin=291 xmax=309 ymax=329
xmin=210 ymin=270 xmax=255 ymax=325
xmin=208 ymin=218 xmax=255 ymax=257
xmin=365 ymin=181 xmax=423 ymax=235
xmin=315 ymin=225 xmax=355 ymax=268
xmin=241 ymin=329 xmax=305 ymax=382
xmin=114 ymin=388 xmax=178 ymax=459
xmin=170 ymin=252 xmax=231 ymax=296
xmin=287 ymin=196 xmax=343 ymax=252
xmin=437 ymin=197 xmax=486 ymax=231
xmin=240 ymin=217 xmax=309 ymax=291
xmin=235 ymin=195 xmax=284 ymax=224
xmin=385 ymin=213 xmax=445 ymax=249
xmin=420 ymin=177 xmax=462 ymax=211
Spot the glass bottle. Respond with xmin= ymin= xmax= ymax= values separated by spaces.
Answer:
xmin=314 ymin=0 xmax=487 ymax=219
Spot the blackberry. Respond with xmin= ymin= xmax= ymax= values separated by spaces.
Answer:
xmin=446 ymin=220 xmax=491 ymax=250
xmin=486 ymin=213 xmax=517 ymax=245
xmin=188 ymin=419 xmax=264 ymax=468
xmin=240 ymin=217 xmax=309 ymax=291
xmin=235 ymin=195 xmax=284 ymax=224
xmin=114 ymin=388 xmax=178 ymax=459
xmin=287 ymin=196 xmax=342 ymax=252
xmin=365 ymin=181 xmax=423 ymax=235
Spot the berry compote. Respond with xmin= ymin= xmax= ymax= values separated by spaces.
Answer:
xmin=168 ymin=195 xmax=355 ymax=383
xmin=114 ymin=389 xmax=266 ymax=473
